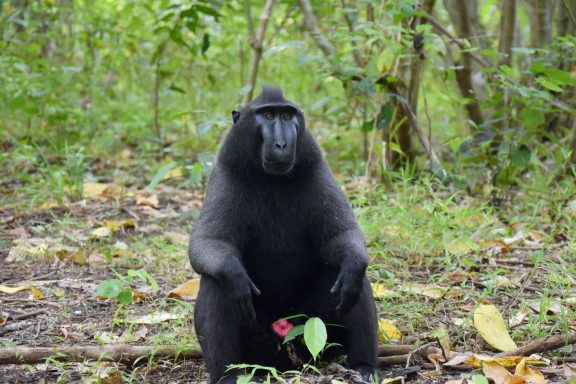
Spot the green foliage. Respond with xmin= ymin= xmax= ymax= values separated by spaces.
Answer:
xmin=95 ymin=269 xmax=158 ymax=305
xmin=0 ymin=0 xmax=574 ymax=201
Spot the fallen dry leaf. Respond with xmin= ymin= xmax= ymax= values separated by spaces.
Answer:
xmin=378 ymin=319 xmax=402 ymax=342
xmin=405 ymin=283 xmax=464 ymax=299
xmin=136 ymin=194 xmax=159 ymax=208
xmin=482 ymin=361 xmax=525 ymax=384
xmin=0 ymin=284 xmax=45 ymax=299
xmin=515 ymin=358 xmax=546 ymax=384
xmin=371 ymin=283 xmax=397 ymax=299
xmin=456 ymin=354 xmax=543 ymax=369
xmin=168 ymin=278 xmax=201 ymax=300
xmin=473 ymin=304 xmax=517 ymax=351
xmin=83 ymin=182 xmax=109 ymax=199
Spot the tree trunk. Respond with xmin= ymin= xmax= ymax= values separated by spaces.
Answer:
xmin=498 ymin=0 xmax=517 ymax=67
xmin=443 ymin=0 xmax=486 ymax=129
xmin=392 ymin=0 xmax=437 ymax=166
xmin=527 ymin=0 xmax=556 ymax=48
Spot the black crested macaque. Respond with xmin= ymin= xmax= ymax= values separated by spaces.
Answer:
xmin=189 ymin=87 xmax=378 ymax=384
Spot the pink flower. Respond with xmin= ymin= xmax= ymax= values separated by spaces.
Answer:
xmin=272 ymin=319 xmax=294 ymax=338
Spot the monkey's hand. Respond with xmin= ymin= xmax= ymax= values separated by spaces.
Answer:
xmin=330 ymin=261 xmax=364 ymax=314
xmin=224 ymin=270 xmax=261 ymax=324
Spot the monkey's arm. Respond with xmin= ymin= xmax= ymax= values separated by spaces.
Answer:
xmin=189 ymin=230 xmax=260 ymax=323
xmin=188 ymin=170 xmax=260 ymax=323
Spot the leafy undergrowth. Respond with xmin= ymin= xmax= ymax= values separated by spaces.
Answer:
xmin=0 ymin=163 xmax=575 ymax=384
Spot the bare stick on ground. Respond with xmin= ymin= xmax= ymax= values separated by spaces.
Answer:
xmin=0 ymin=345 xmax=202 ymax=365
xmin=495 ymin=332 xmax=576 ymax=357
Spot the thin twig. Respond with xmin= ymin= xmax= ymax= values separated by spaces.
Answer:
xmin=6 ymin=309 xmax=47 ymax=322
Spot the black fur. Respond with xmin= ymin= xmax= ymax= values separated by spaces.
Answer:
xmin=189 ymin=87 xmax=378 ymax=384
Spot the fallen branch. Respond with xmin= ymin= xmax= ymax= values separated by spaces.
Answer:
xmin=0 ymin=345 xmax=202 ymax=365
xmin=0 ymin=343 xmax=424 ymax=366
xmin=495 ymin=332 xmax=576 ymax=357
xmin=6 ymin=309 xmax=47 ymax=322
xmin=6 ymin=335 xmax=573 ymax=367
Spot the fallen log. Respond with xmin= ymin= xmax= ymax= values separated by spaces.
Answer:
xmin=0 ymin=344 xmax=420 ymax=366
xmin=5 ymin=333 xmax=573 ymax=366
xmin=0 ymin=345 xmax=202 ymax=365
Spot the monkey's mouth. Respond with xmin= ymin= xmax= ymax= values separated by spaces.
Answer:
xmin=263 ymin=159 xmax=294 ymax=175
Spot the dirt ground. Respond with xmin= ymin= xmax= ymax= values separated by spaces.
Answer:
xmin=1 ymin=186 xmax=574 ymax=383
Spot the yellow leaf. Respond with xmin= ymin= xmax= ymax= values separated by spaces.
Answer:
xmin=29 ymin=286 xmax=45 ymax=299
xmin=378 ymin=319 xmax=402 ymax=342
xmin=371 ymin=283 xmax=396 ymax=299
xmin=406 ymin=283 xmax=464 ymax=299
xmin=83 ymin=182 xmax=109 ymax=199
xmin=0 ymin=285 xmax=31 ymax=294
xmin=515 ymin=358 xmax=546 ymax=384
xmin=473 ymin=304 xmax=517 ymax=351
xmin=0 ymin=284 xmax=44 ymax=299
xmin=461 ymin=355 xmax=542 ymax=369
xmin=105 ymin=219 xmax=137 ymax=232
xmin=168 ymin=278 xmax=201 ymax=300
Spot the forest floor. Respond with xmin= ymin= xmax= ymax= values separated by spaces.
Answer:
xmin=1 ymin=159 xmax=575 ymax=384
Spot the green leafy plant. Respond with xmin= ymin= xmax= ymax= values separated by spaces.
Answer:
xmin=95 ymin=269 xmax=158 ymax=305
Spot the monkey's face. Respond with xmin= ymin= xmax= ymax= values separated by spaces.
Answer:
xmin=253 ymin=105 xmax=299 ymax=176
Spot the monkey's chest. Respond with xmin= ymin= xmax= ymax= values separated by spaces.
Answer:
xmin=243 ymin=234 xmax=320 ymax=304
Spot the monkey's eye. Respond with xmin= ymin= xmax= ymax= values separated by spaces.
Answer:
xmin=281 ymin=112 xmax=291 ymax=120
xmin=264 ymin=112 xmax=274 ymax=120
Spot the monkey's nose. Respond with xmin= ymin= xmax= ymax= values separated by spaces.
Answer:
xmin=275 ymin=141 xmax=286 ymax=149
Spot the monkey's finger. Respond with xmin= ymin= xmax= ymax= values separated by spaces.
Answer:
xmin=249 ymin=280 xmax=261 ymax=296
xmin=330 ymin=276 xmax=343 ymax=294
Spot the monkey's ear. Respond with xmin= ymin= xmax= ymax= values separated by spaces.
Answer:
xmin=232 ymin=110 xmax=240 ymax=124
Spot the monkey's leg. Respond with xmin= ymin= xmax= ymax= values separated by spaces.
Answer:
xmin=195 ymin=276 xmax=243 ymax=384
xmin=342 ymin=277 xmax=379 ymax=382
xmin=298 ymin=271 xmax=379 ymax=382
